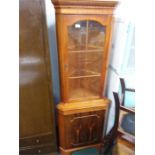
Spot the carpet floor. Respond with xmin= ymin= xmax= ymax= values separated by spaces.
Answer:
xmin=49 ymin=138 xmax=134 ymax=155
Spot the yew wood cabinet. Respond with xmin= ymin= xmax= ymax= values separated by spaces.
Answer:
xmin=52 ymin=0 xmax=118 ymax=154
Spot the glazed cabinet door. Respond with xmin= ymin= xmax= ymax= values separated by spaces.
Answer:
xmin=57 ymin=15 xmax=112 ymax=102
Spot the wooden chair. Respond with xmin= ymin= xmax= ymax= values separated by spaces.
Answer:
xmin=100 ymin=92 xmax=120 ymax=154
xmin=119 ymin=78 xmax=135 ymax=139
xmin=120 ymin=78 xmax=135 ymax=113
xmin=100 ymin=78 xmax=135 ymax=154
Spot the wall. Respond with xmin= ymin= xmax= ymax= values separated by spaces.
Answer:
xmin=105 ymin=0 xmax=135 ymax=133
xmin=105 ymin=19 xmax=131 ymax=133
xmin=45 ymin=0 xmax=60 ymax=104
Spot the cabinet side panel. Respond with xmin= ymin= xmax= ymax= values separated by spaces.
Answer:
xmin=55 ymin=14 xmax=68 ymax=102
xmin=58 ymin=112 xmax=66 ymax=148
xmin=101 ymin=15 xmax=114 ymax=95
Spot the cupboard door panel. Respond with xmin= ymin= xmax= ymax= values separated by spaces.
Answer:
xmin=64 ymin=110 xmax=105 ymax=149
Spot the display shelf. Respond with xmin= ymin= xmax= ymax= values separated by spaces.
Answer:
xmin=68 ymin=45 xmax=103 ymax=53
xmin=68 ymin=45 xmax=86 ymax=51
xmin=69 ymin=88 xmax=99 ymax=100
xmin=68 ymin=53 xmax=103 ymax=64
xmin=69 ymin=76 xmax=100 ymax=100
xmin=68 ymin=49 xmax=103 ymax=53
xmin=69 ymin=69 xmax=101 ymax=78
xmin=69 ymin=75 xmax=100 ymax=79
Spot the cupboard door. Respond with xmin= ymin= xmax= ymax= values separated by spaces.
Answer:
xmin=64 ymin=110 xmax=105 ymax=149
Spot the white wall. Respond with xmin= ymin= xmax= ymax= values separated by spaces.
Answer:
xmin=105 ymin=19 xmax=130 ymax=133
xmin=105 ymin=0 xmax=135 ymax=133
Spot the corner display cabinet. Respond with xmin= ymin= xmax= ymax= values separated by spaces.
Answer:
xmin=52 ymin=0 xmax=118 ymax=154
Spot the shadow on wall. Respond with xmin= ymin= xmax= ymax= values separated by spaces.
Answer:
xmin=48 ymin=23 xmax=60 ymax=104
xmin=45 ymin=0 xmax=60 ymax=105
xmin=45 ymin=2 xmax=60 ymax=147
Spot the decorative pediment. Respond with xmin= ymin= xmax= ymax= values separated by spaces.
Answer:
xmin=52 ymin=0 xmax=118 ymax=14
xmin=52 ymin=0 xmax=118 ymax=7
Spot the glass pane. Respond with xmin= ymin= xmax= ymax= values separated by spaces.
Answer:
xmin=88 ymin=21 xmax=105 ymax=50
xmin=68 ymin=21 xmax=86 ymax=51
xmin=69 ymin=77 xmax=100 ymax=100
xmin=67 ymin=20 xmax=105 ymax=100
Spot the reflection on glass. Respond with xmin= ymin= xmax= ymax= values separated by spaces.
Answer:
xmin=68 ymin=21 xmax=86 ymax=51
xmin=88 ymin=21 xmax=105 ymax=50
xmin=68 ymin=20 xmax=105 ymax=100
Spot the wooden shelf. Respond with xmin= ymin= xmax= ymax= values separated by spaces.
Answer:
xmin=69 ymin=74 xmax=101 ymax=79
xmin=68 ymin=49 xmax=103 ymax=53
xmin=68 ymin=44 xmax=103 ymax=53
xmin=69 ymin=70 xmax=101 ymax=79
xmin=69 ymin=88 xmax=99 ymax=100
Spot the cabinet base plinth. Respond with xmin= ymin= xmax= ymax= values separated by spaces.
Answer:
xmin=59 ymin=143 xmax=102 ymax=155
